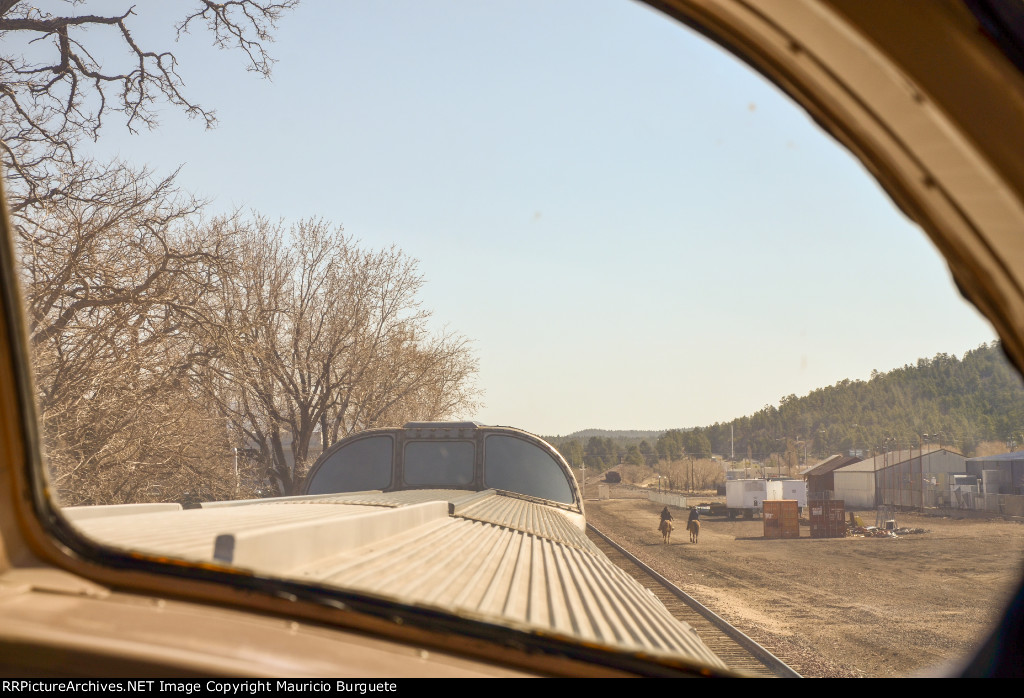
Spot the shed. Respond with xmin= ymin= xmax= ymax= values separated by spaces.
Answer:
xmin=803 ymin=454 xmax=861 ymax=497
xmin=966 ymin=451 xmax=1024 ymax=495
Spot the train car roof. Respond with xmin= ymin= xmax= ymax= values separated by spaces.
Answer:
xmin=66 ymin=489 xmax=723 ymax=667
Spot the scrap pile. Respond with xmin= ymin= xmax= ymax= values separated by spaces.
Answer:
xmin=848 ymin=525 xmax=898 ymax=538
xmin=846 ymin=513 xmax=927 ymax=538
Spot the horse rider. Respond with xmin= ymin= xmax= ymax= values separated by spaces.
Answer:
xmin=659 ymin=506 xmax=673 ymax=531
xmin=687 ymin=506 xmax=700 ymax=527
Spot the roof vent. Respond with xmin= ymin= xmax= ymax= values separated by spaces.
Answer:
xmin=403 ymin=421 xmax=483 ymax=429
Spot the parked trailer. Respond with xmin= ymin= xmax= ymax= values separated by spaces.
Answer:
xmin=778 ymin=480 xmax=808 ymax=507
xmin=726 ymin=479 xmax=769 ymax=519
xmin=725 ymin=479 xmax=807 ymax=519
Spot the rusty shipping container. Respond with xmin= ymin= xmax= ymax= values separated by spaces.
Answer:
xmin=808 ymin=498 xmax=846 ymax=538
xmin=763 ymin=500 xmax=800 ymax=539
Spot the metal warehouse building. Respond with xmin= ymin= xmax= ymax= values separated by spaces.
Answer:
xmin=803 ymin=454 xmax=862 ymax=498
xmin=832 ymin=447 xmax=965 ymax=509
xmin=966 ymin=451 xmax=1024 ymax=496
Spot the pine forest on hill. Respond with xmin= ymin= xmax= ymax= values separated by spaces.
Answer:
xmin=549 ymin=342 xmax=1024 ymax=470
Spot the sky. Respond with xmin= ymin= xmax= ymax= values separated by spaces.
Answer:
xmin=79 ymin=0 xmax=996 ymax=436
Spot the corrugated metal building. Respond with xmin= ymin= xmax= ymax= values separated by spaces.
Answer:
xmin=803 ymin=454 xmax=862 ymax=497
xmin=831 ymin=457 xmax=879 ymax=508
xmin=966 ymin=451 xmax=1024 ymax=495
xmin=833 ymin=447 xmax=965 ymax=509
xmin=876 ymin=448 xmax=966 ymax=508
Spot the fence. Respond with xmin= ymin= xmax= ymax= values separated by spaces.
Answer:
xmin=935 ymin=491 xmax=1024 ymax=517
xmin=648 ymin=491 xmax=688 ymax=509
xmin=886 ymin=483 xmax=1024 ymax=517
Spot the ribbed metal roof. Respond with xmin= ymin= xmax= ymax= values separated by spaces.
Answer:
xmin=840 ymin=445 xmax=947 ymax=472
xmin=453 ymin=493 xmax=596 ymax=554
xmin=803 ymin=454 xmax=862 ymax=477
xmin=304 ymin=516 xmax=722 ymax=665
xmin=221 ymin=489 xmax=485 ymax=509
xmin=321 ymin=489 xmax=486 ymax=508
xmin=66 ymin=489 xmax=725 ymax=667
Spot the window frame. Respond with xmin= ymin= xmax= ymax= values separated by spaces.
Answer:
xmin=1 ymin=0 xmax=1023 ymax=677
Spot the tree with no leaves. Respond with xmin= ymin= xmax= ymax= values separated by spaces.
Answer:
xmin=5 ymin=2 xmax=481 ymax=503
xmin=195 ymin=217 xmax=480 ymax=495
xmin=20 ymin=169 xmax=481 ymax=503
xmin=0 ymin=1 xmax=299 ymax=208
xmin=16 ymin=160 xmax=242 ymax=505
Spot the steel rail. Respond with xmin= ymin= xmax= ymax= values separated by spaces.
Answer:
xmin=587 ymin=523 xmax=802 ymax=678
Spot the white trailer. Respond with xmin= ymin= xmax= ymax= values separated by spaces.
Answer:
xmin=777 ymin=479 xmax=808 ymax=507
xmin=725 ymin=479 xmax=768 ymax=519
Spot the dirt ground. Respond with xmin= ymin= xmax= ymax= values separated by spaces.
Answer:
xmin=585 ymin=489 xmax=1024 ymax=678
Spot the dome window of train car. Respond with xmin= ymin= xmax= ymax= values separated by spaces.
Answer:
xmin=483 ymin=434 xmax=575 ymax=504
xmin=403 ymin=440 xmax=475 ymax=486
xmin=304 ymin=435 xmax=394 ymax=494
xmin=304 ymin=424 xmax=580 ymax=508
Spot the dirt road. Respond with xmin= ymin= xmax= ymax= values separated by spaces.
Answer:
xmin=585 ymin=493 xmax=1024 ymax=677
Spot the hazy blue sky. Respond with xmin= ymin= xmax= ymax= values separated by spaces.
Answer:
xmin=82 ymin=0 xmax=995 ymax=436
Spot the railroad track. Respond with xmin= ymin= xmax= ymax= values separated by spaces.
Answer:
xmin=586 ymin=524 xmax=801 ymax=678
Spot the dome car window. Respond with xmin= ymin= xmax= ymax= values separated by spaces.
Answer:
xmin=306 ymin=435 xmax=394 ymax=494
xmin=403 ymin=441 xmax=475 ymax=486
xmin=484 ymin=434 xmax=574 ymax=504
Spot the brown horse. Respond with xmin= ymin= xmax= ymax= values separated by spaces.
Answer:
xmin=659 ymin=519 xmax=673 ymax=544
xmin=688 ymin=519 xmax=700 ymax=544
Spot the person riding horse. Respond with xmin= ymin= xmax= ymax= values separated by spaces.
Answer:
xmin=687 ymin=506 xmax=701 ymax=543
xmin=658 ymin=506 xmax=674 ymax=542
xmin=659 ymin=506 xmax=673 ymax=530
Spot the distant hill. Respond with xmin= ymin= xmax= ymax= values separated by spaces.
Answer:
xmin=702 ymin=341 xmax=1024 ymax=459
xmin=547 ymin=342 xmax=1024 ymax=463
xmin=545 ymin=428 xmax=668 ymax=441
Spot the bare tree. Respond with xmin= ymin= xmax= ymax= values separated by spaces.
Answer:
xmin=0 ymin=1 xmax=298 ymax=207
xmin=14 ymin=167 xmax=479 ymax=503
xmin=332 ymin=329 xmax=480 ymax=437
xmin=3 ymin=3 xmax=480 ymax=504
xmin=318 ymin=247 xmax=481 ymax=443
xmin=194 ymin=216 xmax=332 ymax=495
xmin=196 ymin=217 xmax=480 ymax=495
xmin=661 ymin=457 xmax=724 ymax=492
xmin=16 ymin=159 xmax=242 ymax=505
xmin=691 ymin=458 xmax=725 ymax=491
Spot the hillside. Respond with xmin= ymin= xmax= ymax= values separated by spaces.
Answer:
xmin=704 ymin=341 xmax=1024 ymax=460
xmin=547 ymin=429 xmax=666 ymax=442
xmin=549 ymin=342 xmax=1024 ymax=466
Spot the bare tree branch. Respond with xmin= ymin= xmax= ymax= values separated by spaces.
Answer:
xmin=177 ymin=1 xmax=299 ymax=77
xmin=0 ymin=1 xmax=299 ymax=206
xmin=18 ymin=158 xmax=242 ymax=505
xmin=192 ymin=217 xmax=480 ymax=495
xmin=20 ymin=167 xmax=479 ymax=504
